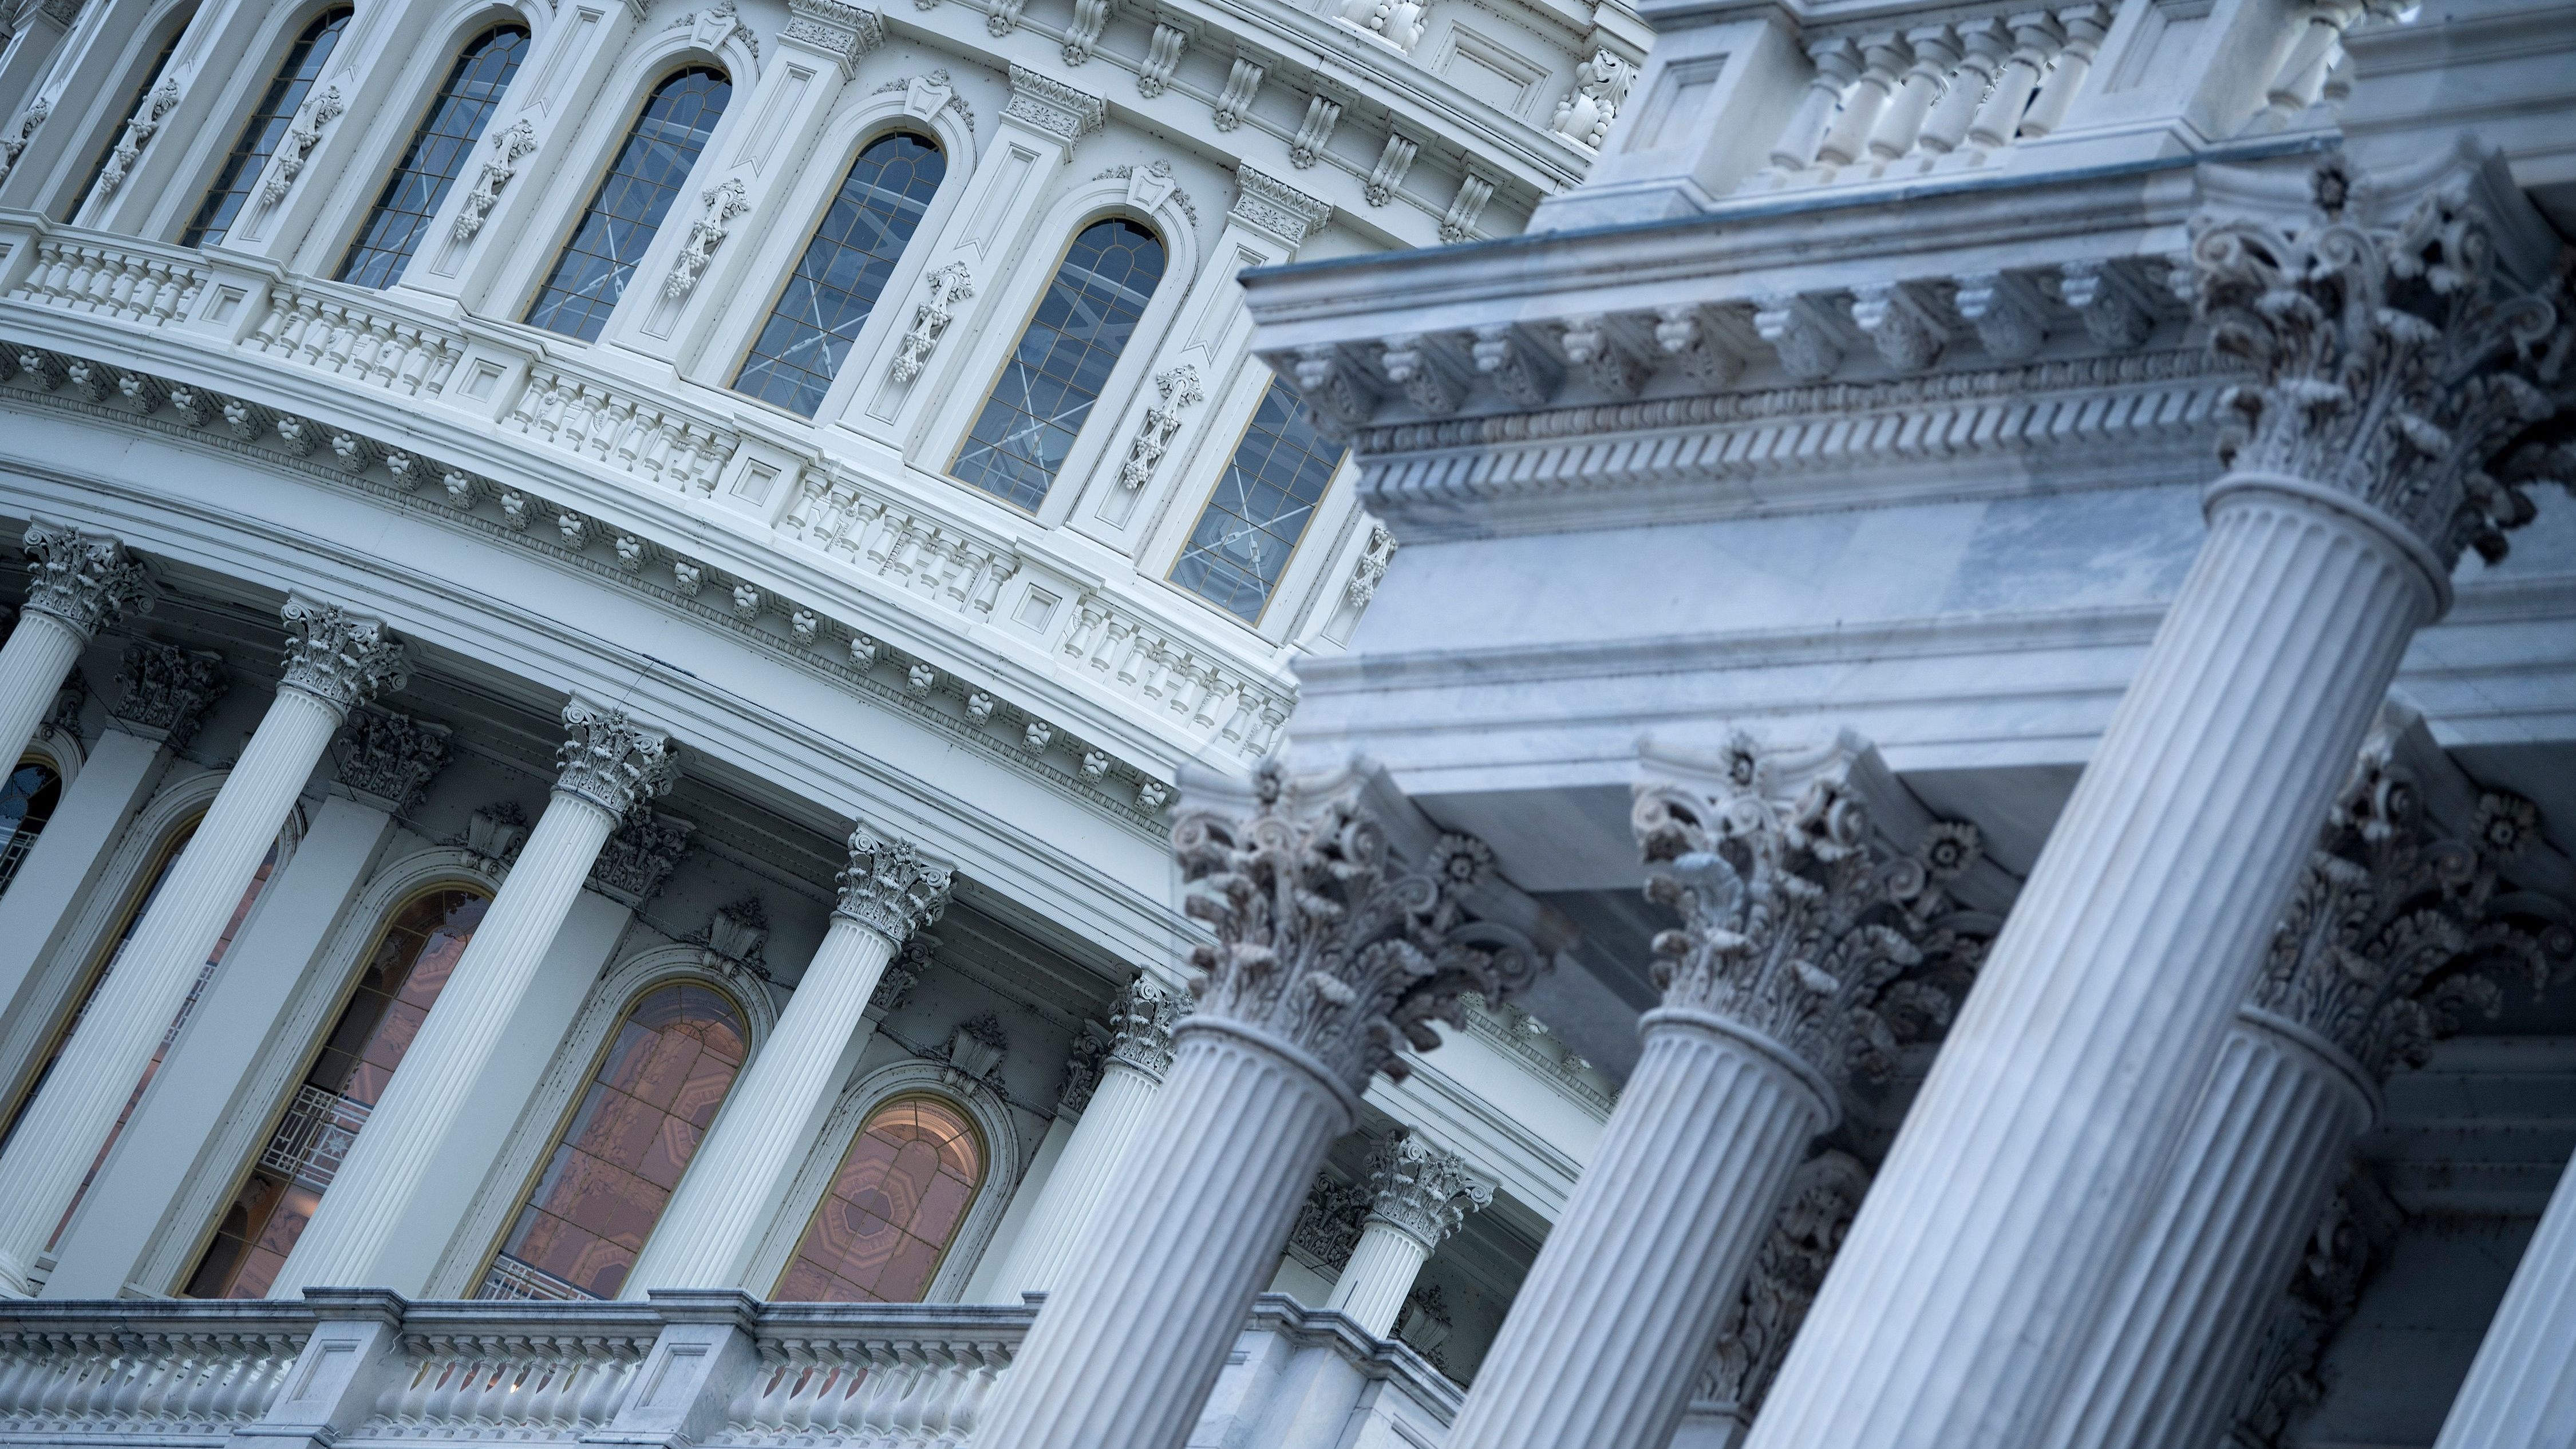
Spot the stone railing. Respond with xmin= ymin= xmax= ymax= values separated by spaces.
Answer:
xmin=0 ymin=1292 xmax=1456 ymax=1447
xmin=8 ymin=239 xmax=210 ymax=327
xmin=502 ymin=362 xmax=738 ymax=498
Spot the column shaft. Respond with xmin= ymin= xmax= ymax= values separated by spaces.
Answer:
xmin=2433 ymin=1146 xmax=2576 ymax=1447
xmin=0 ymin=683 xmax=341 ymax=1292
xmin=2040 ymin=1013 xmax=2374 ymax=1449
xmin=623 ymin=914 xmax=894 ymax=1293
xmin=972 ymin=1024 xmax=1350 ymax=1449
xmin=986 ymin=1059 xmax=1161 ymax=1298
xmin=1444 ymin=1013 xmax=1827 ymax=1449
xmin=0 ymin=610 xmax=84 ymax=781
xmin=1327 ymin=1219 xmax=1432 ymax=1338
xmin=270 ymin=788 xmax=619 ymax=1294
xmin=1741 ymin=484 xmax=2436 ymax=1449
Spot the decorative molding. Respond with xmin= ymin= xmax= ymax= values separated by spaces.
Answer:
xmin=0 ymin=97 xmax=49 ymax=185
xmin=1289 ymin=93 xmax=1341 ymax=169
xmin=277 ymin=594 xmax=409 ymax=713
xmin=2223 ymin=1164 xmax=2403 ymax=1448
xmin=107 ymin=638 xmax=224 ymax=747
xmin=452 ymin=119 xmax=539 ymax=243
xmin=1104 ymin=975 xmax=1186 ymax=1080
xmin=1439 ymin=174 xmax=1494 ymax=244
xmin=1002 ymin=65 xmax=1107 ymax=145
xmin=1137 ymin=21 xmax=1189 ymax=97
xmin=1232 ymin=165 xmax=1332 ymax=248
xmin=1695 ymin=1152 xmax=1872 ymax=1423
xmin=587 ymin=810 xmax=695 ymax=906
xmin=1360 ymin=1132 xmax=1493 ymax=1250
xmin=553 ymin=697 xmax=679 ymax=818
xmin=669 ymin=0 xmax=758 ymax=62
xmin=833 ymin=820 xmax=954 ymax=942
xmin=465 ymin=801 xmax=530 ymax=872
xmin=1286 ymin=1172 xmax=1372 ymax=1273
xmin=891 ymin=262 xmax=973 ymax=384
xmin=1548 ymin=50 xmax=1636 ymax=150
xmin=1212 ymin=49 xmax=1266 ymax=131
xmin=869 ymin=933 xmax=931 ymax=1016
xmin=779 ymin=0 xmax=884 ymax=72
xmin=1120 ymin=365 xmax=1203 ymax=488
xmin=1631 ymin=732 xmax=1986 ymax=1095
xmin=1364 ymin=134 xmax=1416 ymax=208
xmin=1171 ymin=760 xmax=1540 ymax=1095
xmin=2191 ymin=159 xmax=2572 ymax=570
xmin=93 ymin=77 xmax=181 ymax=202
xmin=701 ymin=894 xmax=769 ymax=966
xmin=938 ymin=1009 xmax=1011 ymax=1087
xmin=1061 ymin=0 xmax=1109 ymax=64
xmin=21 ymin=516 xmax=152 ymax=638
xmin=665 ymin=178 xmax=749 ymax=300
xmin=262 ymin=85 xmax=343 ymax=206
xmin=331 ymin=706 xmax=452 ymax=811
xmin=1343 ymin=521 xmax=1397 ymax=608
xmin=1056 ymin=1024 xmax=1109 ymax=1113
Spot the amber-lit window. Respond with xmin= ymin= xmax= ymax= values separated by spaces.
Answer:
xmin=184 ymin=887 xmax=487 ymax=1298
xmin=0 ymin=759 xmax=63 ymax=898
xmin=477 ymin=983 xmax=748 ymax=1300
xmin=336 ymin=23 xmax=528 ymax=289
xmin=775 ymin=1096 xmax=984 ymax=1302
xmin=181 ymin=6 xmax=351 ymax=247
xmin=524 ymin=67 xmax=731 ymax=341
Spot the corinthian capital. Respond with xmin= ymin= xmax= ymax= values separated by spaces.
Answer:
xmin=1631 ymin=734 xmax=1985 ymax=1096
xmin=1700 ymin=1151 xmax=1872 ymax=1420
xmin=2192 ymin=157 xmax=2574 ymax=570
xmin=553 ymin=697 xmax=678 ymax=816
xmin=1362 ymin=1132 xmax=1494 ymax=1250
xmin=109 ymin=639 xmax=225 ymax=747
xmin=1104 ymin=976 xmax=1186 ymax=1079
xmin=22 ymin=518 xmax=153 ymax=639
xmin=835 ymin=822 xmax=953 ymax=942
xmin=278 ymin=595 xmax=408 ymax=713
xmin=2251 ymin=732 xmax=2574 ymax=1080
xmin=1172 ymin=759 xmax=1540 ymax=1096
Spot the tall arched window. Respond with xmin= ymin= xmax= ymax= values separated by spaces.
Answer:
xmin=478 ymin=982 xmax=747 ymax=1300
xmin=184 ymin=886 xmax=487 ymax=1297
xmin=951 ymin=219 xmax=1165 ymax=511
xmin=775 ymin=1095 xmax=984 ymax=1302
xmin=68 ymin=9 xmax=194 ymax=221
xmin=1170 ymin=378 xmax=1348 ymax=622
xmin=335 ymin=23 xmax=528 ymax=289
xmin=181 ymin=6 xmax=351 ymax=247
xmin=732 ymin=131 xmax=945 ymax=417
xmin=0 ymin=759 xmax=63 ymax=898
xmin=525 ymin=67 xmax=731 ymax=341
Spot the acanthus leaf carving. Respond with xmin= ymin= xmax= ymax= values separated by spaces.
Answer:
xmin=1755 ymin=295 xmax=1846 ymax=381
xmin=554 ymin=697 xmax=679 ymax=818
xmin=1286 ymin=1172 xmax=1373 ymax=1272
xmin=1381 ymin=334 xmax=1469 ymax=415
xmin=587 ymin=810 xmax=696 ymax=906
xmin=1473 ymin=324 xmax=1563 ymax=407
xmin=1697 ymin=1152 xmax=1872 ymax=1421
xmin=21 ymin=518 xmax=155 ymax=639
xmin=108 ymin=639 xmax=226 ymax=747
xmin=1360 ymin=1132 xmax=1493 ymax=1249
xmin=835 ymin=820 xmax=954 ymax=943
xmin=1003 ymin=65 xmax=1107 ymax=143
xmin=1334 ymin=0 xmax=1427 ymax=53
xmin=1849 ymin=281 xmax=1947 ymax=372
xmin=1105 ymin=975 xmax=1186 ymax=1079
xmin=1954 ymin=271 xmax=2049 ymax=360
xmin=263 ymin=85 xmax=344 ymax=206
xmin=0 ymin=97 xmax=50 ymax=184
xmin=93 ymin=76 xmax=181 ymax=202
xmin=278 ymin=594 xmax=409 ymax=713
xmin=780 ymin=0 xmax=884 ymax=73
xmin=331 ymin=706 xmax=452 ymax=811
xmin=1231 ymin=164 xmax=1331 ymax=248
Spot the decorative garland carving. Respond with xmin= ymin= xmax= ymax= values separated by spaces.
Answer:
xmin=1120 ymin=365 xmax=1202 ymax=488
xmin=94 ymin=77 xmax=181 ymax=202
xmin=665 ymin=178 xmax=748 ymax=299
xmin=452 ymin=118 xmax=538 ymax=243
xmin=263 ymin=86 xmax=344 ymax=206
xmin=891 ymin=262 xmax=973 ymax=384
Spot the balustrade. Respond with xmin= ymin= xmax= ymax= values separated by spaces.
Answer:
xmin=502 ymin=365 xmax=737 ymax=496
xmin=0 ymin=1313 xmax=305 ymax=1436
xmin=248 ymin=289 xmax=463 ymax=399
xmin=9 ymin=239 xmax=206 ymax=326
xmin=361 ymin=1319 xmax=654 ymax=1439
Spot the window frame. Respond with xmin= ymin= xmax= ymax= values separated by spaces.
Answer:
xmin=331 ymin=21 xmax=532 ymax=291
xmin=177 ymin=3 xmax=357 ymax=250
xmin=65 ymin=5 xmax=196 ymax=226
xmin=770 ymin=1091 xmax=988 ymax=1303
xmin=1162 ymin=376 xmax=1352 ymax=629
xmin=521 ymin=62 xmax=732 ymax=343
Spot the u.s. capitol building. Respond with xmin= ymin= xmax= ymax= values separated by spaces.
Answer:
xmin=0 ymin=0 xmax=2567 ymax=1436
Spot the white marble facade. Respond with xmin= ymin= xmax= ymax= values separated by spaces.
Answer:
xmin=0 ymin=0 xmax=2570 ymax=1440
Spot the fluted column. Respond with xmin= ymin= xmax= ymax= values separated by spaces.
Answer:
xmin=982 ymin=977 xmax=1184 ymax=1301
xmin=1743 ymin=170 xmax=2571 ymax=1449
xmin=0 ymin=519 xmax=151 ymax=777
xmin=2435 ymin=1146 xmax=2576 ymax=1447
xmin=625 ymin=822 xmax=952 ymax=1294
xmin=974 ymin=762 xmax=1536 ymax=1449
xmin=1448 ymin=738 xmax=1984 ymax=1449
xmin=0 ymin=595 xmax=401 ymax=1295
xmin=270 ymin=697 xmax=677 ymax=1295
xmin=2040 ymin=752 xmax=2553 ymax=1449
xmin=1326 ymin=1133 xmax=1492 ymax=1337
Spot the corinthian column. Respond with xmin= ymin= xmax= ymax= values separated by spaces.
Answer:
xmin=270 ymin=697 xmax=677 ymax=1296
xmin=982 ymin=976 xmax=1184 ymax=1301
xmin=0 ymin=519 xmax=151 ymax=774
xmin=2437 ymin=1144 xmax=2576 ymax=1447
xmin=973 ymin=761 xmax=1537 ymax=1449
xmin=1447 ymin=736 xmax=1984 ymax=1449
xmin=1327 ymin=1132 xmax=1493 ymax=1337
xmin=1744 ymin=163 xmax=2574 ymax=1449
xmin=624 ymin=822 xmax=953 ymax=1294
xmin=0 ymin=595 xmax=403 ymax=1295
xmin=2042 ymin=736 xmax=2562 ymax=1449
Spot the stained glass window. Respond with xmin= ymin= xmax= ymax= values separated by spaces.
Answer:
xmin=184 ymin=887 xmax=487 ymax=1298
xmin=334 ymin=24 xmax=528 ymax=290
xmin=525 ymin=67 xmax=731 ymax=342
xmin=182 ymin=6 xmax=350 ymax=247
xmin=0 ymin=760 xmax=61 ymax=898
xmin=952 ymin=220 xmax=1165 ymax=511
xmin=479 ymin=983 xmax=747 ymax=1301
xmin=774 ymin=1095 xmax=983 ymax=1303
xmin=68 ymin=12 xmax=191 ymax=222
xmin=1170 ymin=380 xmax=1346 ymax=622
xmin=732 ymin=131 xmax=945 ymax=417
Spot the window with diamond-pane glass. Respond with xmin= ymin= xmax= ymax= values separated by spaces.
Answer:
xmin=182 ymin=7 xmax=350 ymax=247
xmin=1170 ymin=379 xmax=1346 ymax=622
xmin=184 ymin=887 xmax=487 ymax=1298
xmin=774 ymin=1095 xmax=983 ymax=1302
xmin=951 ymin=219 xmax=1165 ymax=511
xmin=732 ymin=131 xmax=945 ymax=417
xmin=335 ymin=24 xmax=527 ymax=289
xmin=478 ymin=984 xmax=747 ymax=1301
xmin=525 ymin=67 xmax=731 ymax=341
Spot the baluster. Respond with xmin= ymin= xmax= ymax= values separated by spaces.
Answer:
xmin=102 ymin=1336 xmax=155 ymax=1419
xmin=0 ymin=1333 xmax=42 ymax=1412
xmin=949 ymin=1341 xmax=1009 ymax=1439
xmin=138 ymin=260 xmax=175 ymax=321
xmin=571 ymin=1340 xmax=630 ymax=1424
xmin=1764 ymin=38 xmax=1861 ymax=177
xmin=205 ymin=1336 xmax=259 ymax=1420
xmin=100 ymin=256 xmax=142 ymax=316
xmin=41 ymin=242 xmax=79 ymax=299
xmin=1967 ymin=12 xmax=2064 ymax=151
xmin=316 ymin=305 xmax=358 ymax=372
xmin=367 ymin=319 xmax=405 ymax=387
xmin=1815 ymin=33 xmax=1908 ymax=168
xmin=1871 ymin=27 xmax=1958 ymax=161
xmin=62 ymin=1334 xmax=116 ymax=1418
xmin=139 ymin=1337 xmax=199 ymax=1422
xmin=853 ymin=1343 xmax=904 ymax=1430
xmin=62 ymin=247 xmax=102 ymax=309
xmin=2020 ymin=3 xmax=2110 ymax=136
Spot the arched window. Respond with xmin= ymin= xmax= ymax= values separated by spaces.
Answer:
xmin=0 ymin=813 xmax=283 ymax=1249
xmin=184 ymin=886 xmax=487 ymax=1297
xmin=775 ymin=1095 xmax=983 ymax=1302
xmin=335 ymin=23 xmax=528 ymax=289
xmin=732 ymin=131 xmax=945 ymax=417
xmin=951 ymin=219 xmax=1165 ymax=511
xmin=524 ymin=67 xmax=731 ymax=341
xmin=478 ymin=982 xmax=747 ymax=1300
xmin=1170 ymin=378 xmax=1348 ymax=622
xmin=68 ymin=9 xmax=194 ymax=221
xmin=181 ymin=6 xmax=350 ymax=247
xmin=0 ymin=759 xmax=63 ymax=898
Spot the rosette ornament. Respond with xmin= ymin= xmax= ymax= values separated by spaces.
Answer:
xmin=1172 ymin=757 xmax=1539 ymax=1097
